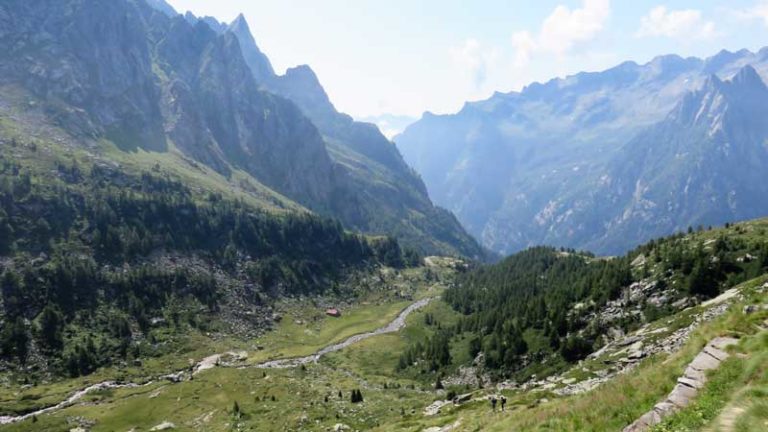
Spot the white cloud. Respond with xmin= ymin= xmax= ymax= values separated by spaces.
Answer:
xmin=511 ymin=0 xmax=611 ymax=66
xmin=511 ymin=31 xmax=537 ymax=67
xmin=636 ymin=6 xmax=717 ymax=40
xmin=450 ymin=38 xmax=500 ymax=89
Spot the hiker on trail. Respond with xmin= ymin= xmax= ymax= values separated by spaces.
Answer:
xmin=490 ymin=396 xmax=497 ymax=411
xmin=501 ymin=395 xmax=507 ymax=411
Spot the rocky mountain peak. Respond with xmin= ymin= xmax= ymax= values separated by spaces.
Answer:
xmin=282 ymin=65 xmax=328 ymax=98
xmin=704 ymin=48 xmax=750 ymax=73
xmin=269 ymin=65 xmax=337 ymax=124
xmin=662 ymin=64 xmax=768 ymax=147
xmin=703 ymin=73 xmax=725 ymax=91
xmin=759 ymin=46 xmax=768 ymax=60
xmin=144 ymin=0 xmax=177 ymax=17
xmin=232 ymin=12 xmax=247 ymax=25
xmin=226 ymin=13 xmax=275 ymax=83
xmin=731 ymin=64 xmax=766 ymax=89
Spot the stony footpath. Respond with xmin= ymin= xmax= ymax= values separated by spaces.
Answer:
xmin=622 ymin=336 xmax=739 ymax=432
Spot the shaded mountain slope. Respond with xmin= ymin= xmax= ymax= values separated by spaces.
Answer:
xmin=216 ymin=13 xmax=485 ymax=258
xmin=397 ymin=48 xmax=768 ymax=255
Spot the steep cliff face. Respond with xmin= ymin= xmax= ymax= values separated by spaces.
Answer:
xmin=0 ymin=0 xmax=166 ymax=151
xmin=0 ymin=0 xmax=335 ymax=210
xmin=218 ymin=13 xmax=485 ymax=258
xmin=152 ymin=17 xmax=336 ymax=208
xmin=0 ymin=0 xmax=483 ymax=258
xmin=227 ymin=14 xmax=275 ymax=84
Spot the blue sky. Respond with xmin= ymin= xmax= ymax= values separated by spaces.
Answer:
xmin=166 ymin=0 xmax=768 ymax=122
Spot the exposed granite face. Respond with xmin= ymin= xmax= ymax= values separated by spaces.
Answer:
xmin=0 ymin=0 xmax=166 ymax=151
xmin=153 ymin=20 xmax=336 ymax=207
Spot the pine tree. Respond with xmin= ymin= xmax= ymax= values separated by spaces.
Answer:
xmin=435 ymin=375 xmax=444 ymax=390
xmin=38 ymin=304 xmax=64 ymax=351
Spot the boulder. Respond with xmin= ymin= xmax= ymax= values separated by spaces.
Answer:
xmin=149 ymin=422 xmax=175 ymax=431
xmin=672 ymin=297 xmax=694 ymax=309
xmin=453 ymin=393 xmax=472 ymax=404
xmin=631 ymin=255 xmax=647 ymax=268
xmin=653 ymin=401 xmax=677 ymax=416
xmin=617 ymin=335 xmax=642 ymax=347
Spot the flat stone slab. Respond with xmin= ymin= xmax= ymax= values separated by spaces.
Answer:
xmin=701 ymin=288 xmax=739 ymax=307
xmin=677 ymin=376 xmax=704 ymax=389
xmin=689 ymin=351 xmax=722 ymax=371
xmin=708 ymin=336 xmax=738 ymax=351
xmin=654 ymin=401 xmax=678 ymax=413
xmin=683 ymin=365 xmax=707 ymax=382
xmin=623 ymin=336 xmax=735 ymax=431
xmin=667 ymin=383 xmax=698 ymax=408
xmin=703 ymin=345 xmax=729 ymax=362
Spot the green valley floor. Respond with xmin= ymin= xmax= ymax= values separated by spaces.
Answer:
xmin=1 ymin=270 xmax=766 ymax=431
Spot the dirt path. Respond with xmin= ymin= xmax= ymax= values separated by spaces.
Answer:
xmin=256 ymin=297 xmax=434 ymax=368
xmin=0 ymin=297 xmax=434 ymax=425
xmin=710 ymin=404 xmax=746 ymax=432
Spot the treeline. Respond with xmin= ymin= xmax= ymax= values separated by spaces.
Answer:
xmin=0 ymin=157 xmax=418 ymax=282
xmin=0 ymin=259 xmax=219 ymax=376
xmin=399 ymin=225 xmax=768 ymax=379
xmin=0 ymin=154 xmax=419 ymax=375
xmin=445 ymin=247 xmax=633 ymax=371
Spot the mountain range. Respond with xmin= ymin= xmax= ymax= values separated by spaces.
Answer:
xmin=0 ymin=0 xmax=483 ymax=259
xmin=396 ymin=48 xmax=768 ymax=255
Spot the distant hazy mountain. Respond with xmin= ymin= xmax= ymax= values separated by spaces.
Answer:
xmin=0 ymin=0 xmax=483 ymax=258
xmin=360 ymin=114 xmax=418 ymax=139
xmin=145 ymin=0 xmax=177 ymax=17
xmin=396 ymin=48 xmax=768 ymax=255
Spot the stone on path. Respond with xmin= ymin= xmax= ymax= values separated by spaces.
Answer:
xmin=622 ymin=336 xmax=738 ymax=432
